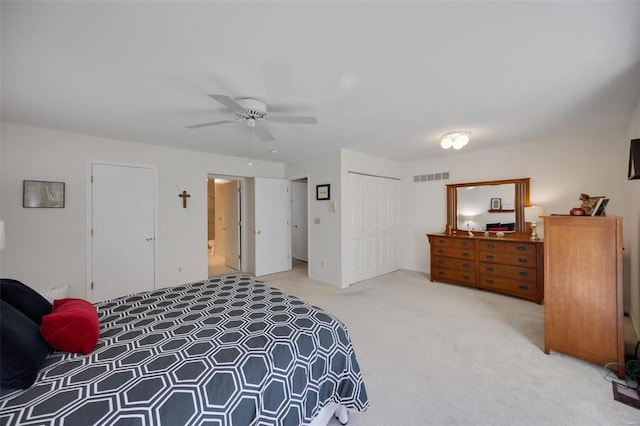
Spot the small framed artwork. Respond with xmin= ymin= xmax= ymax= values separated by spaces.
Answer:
xmin=23 ymin=180 xmax=65 ymax=208
xmin=490 ymin=198 xmax=502 ymax=210
xmin=316 ymin=184 xmax=330 ymax=200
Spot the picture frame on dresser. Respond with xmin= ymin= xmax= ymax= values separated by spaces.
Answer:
xmin=490 ymin=198 xmax=501 ymax=210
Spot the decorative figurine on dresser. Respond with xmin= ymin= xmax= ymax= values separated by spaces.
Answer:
xmin=427 ymin=178 xmax=544 ymax=304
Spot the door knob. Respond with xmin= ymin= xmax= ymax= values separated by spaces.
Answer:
xmin=256 ymin=230 xmax=261 ymax=234
xmin=294 ymin=225 xmax=298 ymax=228
xmin=146 ymin=237 xmax=153 ymax=242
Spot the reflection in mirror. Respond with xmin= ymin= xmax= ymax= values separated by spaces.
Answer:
xmin=457 ymin=184 xmax=515 ymax=232
xmin=446 ymin=178 xmax=530 ymax=234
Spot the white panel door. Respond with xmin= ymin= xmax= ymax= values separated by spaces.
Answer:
xmin=291 ymin=181 xmax=308 ymax=262
xmin=388 ymin=180 xmax=401 ymax=272
xmin=378 ymin=179 xmax=401 ymax=275
xmin=254 ymin=177 xmax=291 ymax=276
xmin=362 ymin=176 xmax=378 ymax=279
xmin=91 ymin=163 xmax=155 ymax=302
xmin=347 ymin=173 xmax=378 ymax=284
xmin=225 ymin=180 xmax=240 ymax=270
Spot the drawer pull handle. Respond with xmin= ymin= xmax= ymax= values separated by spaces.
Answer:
xmin=463 ymin=263 xmax=470 ymax=269
xmin=516 ymin=246 xmax=525 ymax=251
xmin=518 ymin=258 xmax=528 ymax=264
xmin=462 ymin=252 xmax=469 ymax=257
xmin=518 ymin=285 xmax=528 ymax=290
xmin=438 ymin=260 xmax=444 ymax=264
xmin=438 ymin=249 xmax=445 ymax=254
xmin=438 ymin=271 xmax=444 ymax=275
xmin=487 ymin=244 xmax=495 ymax=248
xmin=463 ymin=275 xmax=470 ymax=280
xmin=486 ymin=279 xmax=494 ymax=284
xmin=518 ymin=271 xmax=528 ymax=277
xmin=485 ymin=255 xmax=494 ymax=260
xmin=462 ymin=241 xmax=468 ymax=247
xmin=438 ymin=239 xmax=445 ymax=244
xmin=486 ymin=267 xmax=494 ymax=272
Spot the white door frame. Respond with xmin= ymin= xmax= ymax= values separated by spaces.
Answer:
xmin=86 ymin=160 xmax=159 ymax=302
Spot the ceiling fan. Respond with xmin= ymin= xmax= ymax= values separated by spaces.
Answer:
xmin=186 ymin=95 xmax=317 ymax=142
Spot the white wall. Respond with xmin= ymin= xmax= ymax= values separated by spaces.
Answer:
xmin=402 ymin=128 xmax=634 ymax=313
xmin=627 ymin=98 xmax=640 ymax=336
xmin=286 ymin=150 xmax=342 ymax=286
xmin=285 ymin=148 xmax=401 ymax=287
xmin=0 ymin=122 xmax=284 ymax=298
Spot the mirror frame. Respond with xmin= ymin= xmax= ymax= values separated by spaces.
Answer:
xmin=446 ymin=178 xmax=531 ymax=234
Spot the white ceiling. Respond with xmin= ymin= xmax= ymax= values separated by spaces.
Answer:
xmin=2 ymin=1 xmax=640 ymax=164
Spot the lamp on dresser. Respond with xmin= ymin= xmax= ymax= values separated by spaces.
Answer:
xmin=524 ymin=206 xmax=545 ymax=240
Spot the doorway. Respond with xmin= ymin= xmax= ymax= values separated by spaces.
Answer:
xmin=207 ymin=175 xmax=242 ymax=277
xmin=291 ymin=178 xmax=308 ymax=263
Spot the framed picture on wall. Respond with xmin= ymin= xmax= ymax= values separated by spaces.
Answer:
xmin=23 ymin=180 xmax=65 ymax=208
xmin=316 ymin=184 xmax=330 ymax=200
xmin=490 ymin=198 xmax=502 ymax=210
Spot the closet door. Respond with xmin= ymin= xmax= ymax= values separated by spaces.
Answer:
xmin=348 ymin=173 xmax=378 ymax=284
xmin=346 ymin=173 xmax=401 ymax=285
xmin=378 ymin=179 xmax=401 ymax=275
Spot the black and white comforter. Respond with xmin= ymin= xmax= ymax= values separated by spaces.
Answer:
xmin=0 ymin=275 xmax=368 ymax=425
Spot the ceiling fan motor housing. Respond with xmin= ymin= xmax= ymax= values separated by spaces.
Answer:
xmin=236 ymin=98 xmax=267 ymax=119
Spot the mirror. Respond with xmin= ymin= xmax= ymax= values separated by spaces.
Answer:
xmin=446 ymin=178 xmax=530 ymax=234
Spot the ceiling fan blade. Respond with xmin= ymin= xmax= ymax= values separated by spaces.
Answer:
xmin=253 ymin=125 xmax=275 ymax=142
xmin=208 ymin=94 xmax=247 ymax=115
xmin=269 ymin=115 xmax=317 ymax=124
xmin=185 ymin=119 xmax=239 ymax=129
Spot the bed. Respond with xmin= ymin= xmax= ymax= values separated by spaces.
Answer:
xmin=0 ymin=275 xmax=368 ymax=425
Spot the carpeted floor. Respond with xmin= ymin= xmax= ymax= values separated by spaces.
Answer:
xmin=260 ymin=266 xmax=639 ymax=426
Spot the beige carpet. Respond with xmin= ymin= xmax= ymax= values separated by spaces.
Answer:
xmin=258 ymin=266 xmax=639 ymax=426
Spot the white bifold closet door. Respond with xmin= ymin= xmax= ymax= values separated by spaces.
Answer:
xmin=346 ymin=172 xmax=400 ymax=285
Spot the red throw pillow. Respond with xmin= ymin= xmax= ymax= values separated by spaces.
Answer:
xmin=40 ymin=298 xmax=99 ymax=354
xmin=488 ymin=226 xmax=509 ymax=231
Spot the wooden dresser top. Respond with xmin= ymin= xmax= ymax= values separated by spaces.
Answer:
xmin=427 ymin=232 xmax=544 ymax=244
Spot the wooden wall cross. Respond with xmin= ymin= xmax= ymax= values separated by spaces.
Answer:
xmin=179 ymin=190 xmax=191 ymax=208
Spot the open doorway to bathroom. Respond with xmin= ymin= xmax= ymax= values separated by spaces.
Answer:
xmin=290 ymin=177 xmax=309 ymax=276
xmin=207 ymin=175 xmax=242 ymax=277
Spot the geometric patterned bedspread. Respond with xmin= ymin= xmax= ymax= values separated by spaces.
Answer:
xmin=0 ymin=275 xmax=368 ymax=425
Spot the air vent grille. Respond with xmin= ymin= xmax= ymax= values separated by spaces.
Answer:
xmin=413 ymin=172 xmax=450 ymax=183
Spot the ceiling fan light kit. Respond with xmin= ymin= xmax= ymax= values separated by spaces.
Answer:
xmin=441 ymin=131 xmax=471 ymax=150
xmin=186 ymin=94 xmax=317 ymax=143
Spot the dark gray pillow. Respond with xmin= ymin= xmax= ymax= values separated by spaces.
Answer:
xmin=0 ymin=300 xmax=51 ymax=389
xmin=0 ymin=278 xmax=52 ymax=325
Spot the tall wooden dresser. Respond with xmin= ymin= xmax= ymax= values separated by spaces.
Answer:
xmin=427 ymin=233 xmax=544 ymax=303
xmin=543 ymin=216 xmax=624 ymax=377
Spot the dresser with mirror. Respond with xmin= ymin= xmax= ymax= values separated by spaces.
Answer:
xmin=427 ymin=178 xmax=544 ymax=303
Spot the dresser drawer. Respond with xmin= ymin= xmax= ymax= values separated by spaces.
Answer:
xmin=432 ymin=246 xmax=475 ymax=260
xmin=477 ymin=251 xmax=535 ymax=267
xmin=477 ymin=240 xmax=536 ymax=255
xmin=478 ymin=275 xmax=537 ymax=298
xmin=433 ymin=256 xmax=476 ymax=273
xmin=430 ymin=237 xmax=474 ymax=249
xmin=432 ymin=267 xmax=475 ymax=284
xmin=478 ymin=262 xmax=536 ymax=282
